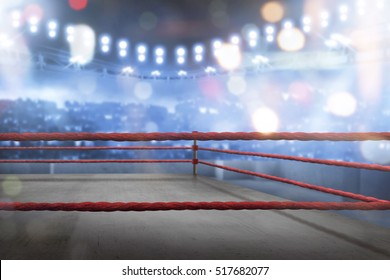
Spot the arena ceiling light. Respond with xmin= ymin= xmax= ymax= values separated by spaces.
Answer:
xmin=212 ymin=39 xmax=222 ymax=56
xmin=193 ymin=44 xmax=204 ymax=62
xmin=339 ymin=4 xmax=349 ymax=21
xmin=230 ymin=35 xmax=240 ymax=45
xmin=11 ymin=10 xmax=21 ymax=28
xmin=155 ymin=46 xmax=165 ymax=65
xmin=265 ymin=25 xmax=275 ymax=42
xmin=321 ymin=11 xmax=329 ymax=28
xmin=247 ymin=29 xmax=259 ymax=48
xmin=176 ymin=46 xmax=186 ymax=65
xmin=100 ymin=35 xmax=111 ymax=53
xmin=28 ymin=16 xmax=39 ymax=34
xmin=66 ymin=25 xmax=75 ymax=43
xmin=302 ymin=16 xmax=311 ymax=33
xmin=47 ymin=20 xmax=58 ymax=38
xmin=136 ymin=44 xmax=147 ymax=62
xmin=118 ymin=39 xmax=129 ymax=58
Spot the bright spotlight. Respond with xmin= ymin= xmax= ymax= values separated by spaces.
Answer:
xmin=265 ymin=25 xmax=275 ymax=34
xmin=283 ymin=20 xmax=293 ymax=29
xmin=138 ymin=54 xmax=146 ymax=62
xmin=156 ymin=57 xmax=164 ymax=64
xmin=101 ymin=45 xmax=109 ymax=53
xmin=137 ymin=44 xmax=147 ymax=54
xmin=30 ymin=25 xmax=38 ymax=33
xmin=230 ymin=35 xmax=240 ymax=45
xmin=195 ymin=54 xmax=203 ymax=62
xmin=177 ymin=57 xmax=185 ymax=64
xmin=101 ymin=35 xmax=110 ymax=45
xmin=119 ymin=50 xmax=127 ymax=57
xmin=28 ymin=16 xmax=39 ymax=25
xmin=11 ymin=10 xmax=21 ymax=20
xmin=266 ymin=35 xmax=274 ymax=42
xmin=248 ymin=30 xmax=258 ymax=39
xmin=48 ymin=21 xmax=57 ymax=30
xmin=194 ymin=44 xmax=204 ymax=54
xmin=49 ymin=30 xmax=57 ymax=38
xmin=321 ymin=11 xmax=329 ymax=19
xmin=118 ymin=40 xmax=128 ymax=49
xmin=155 ymin=47 xmax=164 ymax=56
xmin=176 ymin=47 xmax=186 ymax=56
xmin=302 ymin=16 xmax=311 ymax=25
xmin=212 ymin=39 xmax=222 ymax=56
xmin=66 ymin=26 xmax=75 ymax=34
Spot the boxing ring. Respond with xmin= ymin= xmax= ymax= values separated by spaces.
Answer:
xmin=0 ymin=132 xmax=390 ymax=259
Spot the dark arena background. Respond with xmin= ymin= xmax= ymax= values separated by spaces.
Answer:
xmin=0 ymin=0 xmax=390 ymax=260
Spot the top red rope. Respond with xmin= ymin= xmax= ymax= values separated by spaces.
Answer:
xmin=0 ymin=132 xmax=389 ymax=142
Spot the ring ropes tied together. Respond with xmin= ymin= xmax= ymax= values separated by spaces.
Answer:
xmin=0 ymin=131 xmax=389 ymax=212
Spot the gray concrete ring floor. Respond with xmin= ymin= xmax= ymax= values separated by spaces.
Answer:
xmin=0 ymin=173 xmax=390 ymax=259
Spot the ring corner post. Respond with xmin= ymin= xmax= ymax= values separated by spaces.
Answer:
xmin=192 ymin=131 xmax=198 ymax=177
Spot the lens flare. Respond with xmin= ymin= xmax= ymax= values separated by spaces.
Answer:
xmin=215 ymin=43 xmax=242 ymax=70
xmin=277 ymin=27 xmax=305 ymax=52
xmin=68 ymin=24 xmax=96 ymax=65
xmin=326 ymin=91 xmax=357 ymax=117
xmin=69 ymin=0 xmax=88 ymax=11
xmin=252 ymin=107 xmax=279 ymax=133
xmin=360 ymin=141 xmax=390 ymax=164
xmin=2 ymin=176 xmax=22 ymax=197
xmin=227 ymin=75 xmax=246 ymax=95
xmin=261 ymin=1 xmax=284 ymax=23
xmin=134 ymin=81 xmax=153 ymax=100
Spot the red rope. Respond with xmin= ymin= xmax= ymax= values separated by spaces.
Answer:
xmin=0 ymin=146 xmax=191 ymax=151
xmin=199 ymin=160 xmax=386 ymax=203
xmin=0 ymin=132 xmax=389 ymax=142
xmin=1 ymin=201 xmax=390 ymax=211
xmin=0 ymin=159 xmax=192 ymax=164
xmin=199 ymin=147 xmax=390 ymax=172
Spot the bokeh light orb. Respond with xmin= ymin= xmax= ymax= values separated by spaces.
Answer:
xmin=24 ymin=4 xmax=44 ymax=22
xmin=326 ymin=91 xmax=357 ymax=117
xmin=227 ymin=75 xmax=246 ymax=95
xmin=69 ymin=0 xmax=88 ymax=11
xmin=69 ymin=24 xmax=96 ymax=65
xmin=360 ymin=141 xmax=390 ymax=164
xmin=288 ymin=81 xmax=313 ymax=105
xmin=261 ymin=1 xmax=284 ymax=23
xmin=134 ymin=81 xmax=153 ymax=100
xmin=139 ymin=12 xmax=158 ymax=31
xmin=277 ymin=27 xmax=305 ymax=52
xmin=2 ymin=176 xmax=22 ymax=197
xmin=215 ymin=43 xmax=242 ymax=70
xmin=252 ymin=107 xmax=279 ymax=133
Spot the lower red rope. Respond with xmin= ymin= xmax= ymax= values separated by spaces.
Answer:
xmin=199 ymin=161 xmax=386 ymax=203
xmin=1 ymin=201 xmax=390 ymax=211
